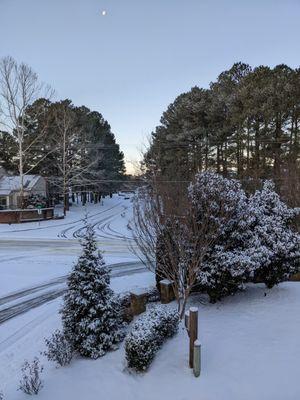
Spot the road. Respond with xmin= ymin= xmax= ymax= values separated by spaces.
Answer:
xmin=0 ymin=198 xmax=147 ymax=325
xmin=0 ymin=261 xmax=147 ymax=325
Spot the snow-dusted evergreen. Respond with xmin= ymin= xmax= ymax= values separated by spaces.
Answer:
xmin=246 ymin=181 xmax=300 ymax=287
xmin=189 ymin=173 xmax=300 ymax=302
xmin=18 ymin=358 xmax=43 ymax=395
xmin=44 ymin=330 xmax=74 ymax=367
xmin=125 ymin=306 xmax=179 ymax=371
xmin=61 ymin=219 xmax=124 ymax=359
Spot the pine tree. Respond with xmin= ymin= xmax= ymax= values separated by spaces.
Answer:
xmin=61 ymin=220 xmax=124 ymax=359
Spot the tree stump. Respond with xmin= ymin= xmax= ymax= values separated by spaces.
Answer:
xmin=160 ymin=279 xmax=175 ymax=304
xmin=130 ymin=289 xmax=147 ymax=315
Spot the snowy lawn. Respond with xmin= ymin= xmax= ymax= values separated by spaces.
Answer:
xmin=2 ymin=282 xmax=300 ymax=400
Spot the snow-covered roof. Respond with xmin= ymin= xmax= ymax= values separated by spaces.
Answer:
xmin=0 ymin=175 xmax=42 ymax=196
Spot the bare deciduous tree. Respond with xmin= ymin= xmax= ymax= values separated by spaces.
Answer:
xmin=0 ymin=56 xmax=53 ymax=207
xmin=129 ymin=176 xmax=236 ymax=318
xmin=48 ymin=103 xmax=102 ymax=214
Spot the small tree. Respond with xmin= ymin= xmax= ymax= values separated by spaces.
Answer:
xmin=0 ymin=56 xmax=53 ymax=207
xmin=61 ymin=219 xmax=124 ymax=359
xmin=130 ymin=172 xmax=239 ymax=317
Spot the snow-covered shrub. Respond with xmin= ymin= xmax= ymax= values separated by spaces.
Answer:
xmin=125 ymin=306 xmax=179 ymax=371
xmin=188 ymin=172 xmax=248 ymax=302
xmin=19 ymin=358 xmax=43 ymax=395
xmin=146 ymin=286 xmax=160 ymax=303
xmin=190 ymin=174 xmax=300 ymax=302
xmin=61 ymin=220 xmax=124 ymax=359
xmin=0 ymin=391 xmax=3 ymax=400
xmin=247 ymin=181 xmax=300 ymax=288
xmin=43 ymin=330 xmax=73 ymax=367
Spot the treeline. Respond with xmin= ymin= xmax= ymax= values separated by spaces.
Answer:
xmin=144 ymin=62 xmax=300 ymax=205
xmin=0 ymin=57 xmax=125 ymax=210
xmin=0 ymin=99 xmax=125 ymax=206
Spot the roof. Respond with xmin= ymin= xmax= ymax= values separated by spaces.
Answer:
xmin=0 ymin=175 xmax=42 ymax=196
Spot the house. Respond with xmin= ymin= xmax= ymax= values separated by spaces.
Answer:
xmin=0 ymin=175 xmax=47 ymax=209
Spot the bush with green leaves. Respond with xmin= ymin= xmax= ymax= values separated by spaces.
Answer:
xmin=125 ymin=306 xmax=179 ymax=371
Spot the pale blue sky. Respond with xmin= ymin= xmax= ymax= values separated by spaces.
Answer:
xmin=0 ymin=0 xmax=299 ymax=172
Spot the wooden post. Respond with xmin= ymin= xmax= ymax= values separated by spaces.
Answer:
xmin=189 ymin=307 xmax=198 ymax=368
xmin=193 ymin=340 xmax=201 ymax=377
xmin=160 ymin=279 xmax=175 ymax=304
xmin=130 ymin=289 xmax=147 ymax=316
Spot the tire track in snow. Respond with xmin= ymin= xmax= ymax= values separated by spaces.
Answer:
xmin=0 ymin=261 xmax=147 ymax=325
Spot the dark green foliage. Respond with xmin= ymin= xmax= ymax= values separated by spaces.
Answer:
xmin=22 ymin=99 xmax=125 ymax=198
xmin=61 ymin=220 xmax=124 ymax=359
xmin=0 ymin=131 xmax=18 ymax=172
xmin=125 ymin=306 xmax=179 ymax=371
xmin=43 ymin=330 xmax=74 ymax=367
xmin=145 ymin=63 xmax=300 ymax=206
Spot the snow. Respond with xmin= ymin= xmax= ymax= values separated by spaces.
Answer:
xmin=1 ymin=192 xmax=300 ymax=399
xmin=0 ymin=175 xmax=41 ymax=196
xmin=1 ymin=282 xmax=300 ymax=399
xmin=0 ymin=194 xmax=137 ymax=296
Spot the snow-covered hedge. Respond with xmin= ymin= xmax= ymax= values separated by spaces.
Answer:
xmin=125 ymin=306 xmax=179 ymax=371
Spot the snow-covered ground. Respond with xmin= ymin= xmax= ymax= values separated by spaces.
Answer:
xmin=1 ymin=282 xmax=300 ymax=400
xmin=1 ymin=193 xmax=300 ymax=399
xmin=0 ymin=194 xmax=138 ymax=296
xmin=0 ymin=193 xmax=155 ymax=396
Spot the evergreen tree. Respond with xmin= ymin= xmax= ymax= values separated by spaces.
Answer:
xmin=0 ymin=130 xmax=18 ymax=172
xmin=193 ymin=174 xmax=300 ymax=302
xmin=61 ymin=220 xmax=124 ymax=359
xmin=145 ymin=62 xmax=300 ymax=207
xmin=248 ymin=181 xmax=300 ymax=287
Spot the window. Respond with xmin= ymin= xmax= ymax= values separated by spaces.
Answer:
xmin=0 ymin=197 xmax=7 ymax=208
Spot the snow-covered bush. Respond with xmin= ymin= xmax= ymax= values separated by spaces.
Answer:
xmin=146 ymin=286 xmax=160 ymax=303
xmin=61 ymin=220 xmax=124 ymax=359
xmin=247 ymin=181 xmax=300 ymax=288
xmin=125 ymin=306 xmax=179 ymax=371
xmin=0 ymin=391 xmax=3 ymax=400
xmin=43 ymin=330 xmax=73 ymax=367
xmin=191 ymin=174 xmax=300 ymax=302
xmin=185 ymin=172 xmax=247 ymax=302
xmin=19 ymin=358 xmax=43 ymax=395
